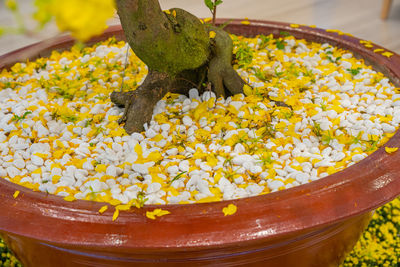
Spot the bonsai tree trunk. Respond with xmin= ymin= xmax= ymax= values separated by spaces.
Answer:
xmin=111 ymin=0 xmax=245 ymax=134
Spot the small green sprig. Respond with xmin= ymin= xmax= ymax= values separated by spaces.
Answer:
xmin=347 ymin=67 xmax=362 ymax=77
xmin=311 ymin=121 xmax=322 ymax=137
xmin=136 ymin=190 xmax=148 ymax=208
xmin=169 ymin=171 xmax=187 ymax=184
xmin=204 ymin=0 xmax=223 ymax=25
xmin=11 ymin=111 xmax=32 ymax=122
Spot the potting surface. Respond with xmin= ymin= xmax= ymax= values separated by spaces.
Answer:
xmin=1 ymin=35 xmax=399 ymax=209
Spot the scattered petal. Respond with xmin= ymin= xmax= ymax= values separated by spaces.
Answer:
xmin=373 ymin=48 xmax=385 ymax=53
xmin=146 ymin=208 xmax=171 ymax=220
xmin=222 ymin=204 xmax=237 ymax=216
xmin=112 ymin=209 xmax=119 ymax=221
xmin=63 ymin=195 xmax=76 ymax=202
xmin=13 ymin=190 xmax=20 ymax=199
xmin=385 ymin=147 xmax=398 ymax=154
xmin=382 ymin=52 xmax=394 ymax=58
xmin=98 ymin=205 xmax=108 ymax=214
xmin=116 ymin=204 xmax=131 ymax=211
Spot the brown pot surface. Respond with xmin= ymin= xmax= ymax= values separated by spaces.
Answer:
xmin=0 ymin=19 xmax=400 ymax=266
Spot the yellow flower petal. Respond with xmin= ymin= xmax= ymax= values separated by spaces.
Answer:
xmin=146 ymin=151 xmax=162 ymax=162
xmin=116 ymin=204 xmax=131 ymax=211
xmin=382 ymin=52 xmax=394 ymax=58
xmin=360 ymin=40 xmax=372 ymax=44
xmin=109 ymin=199 xmax=122 ymax=206
xmin=63 ymin=195 xmax=76 ymax=202
xmin=243 ymin=84 xmax=253 ymax=96
xmin=13 ymin=190 xmax=20 ymax=199
xmin=241 ymin=20 xmax=250 ymax=25
xmin=373 ymin=48 xmax=385 ymax=53
xmin=146 ymin=208 xmax=171 ymax=220
xmin=385 ymin=147 xmax=398 ymax=154
xmin=222 ymin=204 xmax=237 ymax=216
xmin=99 ymin=205 xmax=108 ymax=214
xmin=95 ymin=164 xmax=107 ymax=173
xmin=290 ymin=24 xmax=299 ymax=28
xmin=112 ymin=209 xmax=119 ymax=221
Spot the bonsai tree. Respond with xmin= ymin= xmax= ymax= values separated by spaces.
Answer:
xmin=111 ymin=0 xmax=245 ymax=133
xmin=2 ymin=0 xmax=245 ymax=134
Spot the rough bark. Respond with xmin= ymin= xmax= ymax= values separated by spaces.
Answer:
xmin=115 ymin=0 xmax=209 ymax=76
xmin=112 ymin=0 xmax=246 ymax=134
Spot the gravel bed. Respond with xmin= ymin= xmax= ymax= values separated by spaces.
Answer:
xmin=0 ymin=34 xmax=399 ymax=206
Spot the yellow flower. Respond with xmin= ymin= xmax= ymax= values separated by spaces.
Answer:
xmin=209 ymin=31 xmax=217 ymax=39
xmin=385 ymin=147 xmax=398 ymax=154
xmin=290 ymin=24 xmax=299 ymax=28
xmin=36 ymin=0 xmax=115 ymax=41
xmin=146 ymin=209 xmax=171 ymax=220
xmin=222 ymin=204 xmax=237 ymax=216
xmin=5 ymin=0 xmax=18 ymax=11
xmin=13 ymin=190 xmax=20 ymax=199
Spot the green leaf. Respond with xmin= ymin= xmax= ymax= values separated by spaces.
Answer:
xmin=347 ymin=67 xmax=362 ymax=76
xmin=276 ymin=39 xmax=285 ymax=50
xmin=258 ymin=34 xmax=271 ymax=50
xmin=204 ymin=0 xmax=214 ymax=10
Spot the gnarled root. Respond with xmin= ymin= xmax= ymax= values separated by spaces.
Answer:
xmin=110 ymin=70 xmax=201 ymax=134
xmin=111 ymin=71 xmax=169 ymax=134
xmin=110 ymin=28 xmax=247 ymax=135
xmin=207 ymin=26 xmax=245 ymax=97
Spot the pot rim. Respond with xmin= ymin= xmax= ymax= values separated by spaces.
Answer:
xmin=0 ymin=19 xmax=400 ymax=250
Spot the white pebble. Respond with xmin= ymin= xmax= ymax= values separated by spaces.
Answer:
xmin=31 ymin=155 xmax=44 ymax=166
xmin=13 ymin=158 xmax=25 ymax=169
xmin=6 ymin=166 xmax=20 ymax=178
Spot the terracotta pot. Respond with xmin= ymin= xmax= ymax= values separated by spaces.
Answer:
xmin=1 ymin=20 xmax=400 ymax=267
